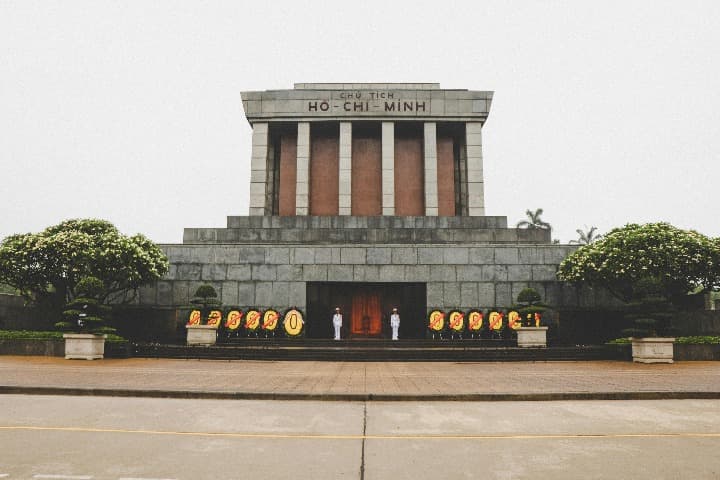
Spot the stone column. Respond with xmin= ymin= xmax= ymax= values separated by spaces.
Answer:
xmin=339 ymin=122 xmax=352 ymax=215
xmin=249 ymin=123 xmax=269 ymax=216
xmin=466 ymin=122 xmax=485 ymax=216
xmin=295 ymin=122 xmax=310 ymax=216
xmin=381 ymin=122 xmax=395 ymax=215
xmin=424 ymin=122 xmax=438 ymax=216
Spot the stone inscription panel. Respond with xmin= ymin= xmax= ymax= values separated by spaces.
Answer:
xmin=308 ymin=91 xmax=426 ymax=114
xmin=242 ymin=89 xmax=493 ymax=120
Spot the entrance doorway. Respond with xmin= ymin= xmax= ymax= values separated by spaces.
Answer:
xmin=306 ymin=282 xmax=427 ymax=339
xmin=350 ymin=286 xmax=382 ymax=337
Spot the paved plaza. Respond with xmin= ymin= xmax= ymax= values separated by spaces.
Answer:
xmin=2 ymin=395 xmax=720 ymax=479
xmin=1 ymin=356 xmax=719 ymax=400
xmin=2 ymin=357 xmax=720 ymax=478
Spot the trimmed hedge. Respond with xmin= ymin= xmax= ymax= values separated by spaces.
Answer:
xmin=608 ymin=336 xmax=720 ymax=345
xmin=675 ymin=336 xmax=720 ymax=345
xmin=0 ymin=330 xmax=128 ymax=343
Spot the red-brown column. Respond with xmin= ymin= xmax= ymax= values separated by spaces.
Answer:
xmin=351 ymin=133 xmax=382 ymax=216
xmin=278 ymin=132 xmax=297 ymax=216
xmin=310 ymin=125 xmax=340 ymax=215
xmin=394 ymin=127 xmax=424 ymax=216
xmin=437 ymin=135 xmax=456 ymax=216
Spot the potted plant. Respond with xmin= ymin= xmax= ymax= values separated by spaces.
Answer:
xmin=514 ymin=288 xmax=549 ymax=347
xmin=623 ymin=295 xmax=677 ymax=363
xmin=186 ymin=284 xmax=222 ymax=345
xmin=55 ymin=276 xmax=114 ymax=360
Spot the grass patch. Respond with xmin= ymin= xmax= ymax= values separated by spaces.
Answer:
xmin=675 ymin=336 xmax=720 ymax=345
xmin=0 ymin=283 xmax=19 ymax=295
xmin=0 ymin=330 xmax=128 ymax=343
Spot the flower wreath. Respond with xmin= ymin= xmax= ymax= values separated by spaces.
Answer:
xmin=507 ymin=311 xmax=522 ymax=330
xmin=206 ymin=310 xmax=223 ymax=328
xmin=261 ymin=309 xmax=280 ymax=332
xmin=244 ymin=309 xmax=262 ymax=332
xmin=428 ymin=310 xmax=445 ymax=332
xmin=488 ymin=310 xmax=504 ymax=332
xmin=448 ymin=310 xmax=465 ymax=333
xmin=188 ymin=310 xmax=202 ymax=326
xmin=225 ymin=310 xmax=243 ymax=330
xmin=467 ymin=310 xmax=483 ymax=332
xmin=283 ymin=308 xmax=305 ymax=337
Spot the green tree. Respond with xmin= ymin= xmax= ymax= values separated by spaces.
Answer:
xmin=516 ymin=208 xmax=551 ymax=230
xmin=0 ymin=219 xmax=169 ymax=311
xmin=570 ymin=226 xmax=602 ymax=245
xmin=557 ymin=222 xmax=720 ymax=303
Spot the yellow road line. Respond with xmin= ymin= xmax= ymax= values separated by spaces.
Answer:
xmin=2 ymin=425 xmax=720 ymax=440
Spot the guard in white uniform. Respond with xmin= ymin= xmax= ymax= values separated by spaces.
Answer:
xmin=390 ymin=307 xmax=400 ymax=340
xmin=332 ymin=307 xmax=343 ymax=340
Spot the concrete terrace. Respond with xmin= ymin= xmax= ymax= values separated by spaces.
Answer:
xmin=1 ymin=356 xmax=719 ymax=401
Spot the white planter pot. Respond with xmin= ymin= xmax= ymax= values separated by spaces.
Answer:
xmin=517 ymin=327 xmax=548 ymax=348
xmin=186 ymin=324 xmax=218 ymax=345
xmin=63 ymin=333 xmax=107 ymax=360
xmin=631 ymin=337 xmax=675 ymax=364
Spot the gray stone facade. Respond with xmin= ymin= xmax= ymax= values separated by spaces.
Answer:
xmin=139 ymin=216 xmax=605 ymax=314
xmin=242 ymin=83 xmax=492 ymax=123
xmin=243 ymin=83 xmax=492 ymax=217
xmin=137 ymin=83 xmax=606 ymax=321
xmin=184 ymin=215 xmax=544 ymax=244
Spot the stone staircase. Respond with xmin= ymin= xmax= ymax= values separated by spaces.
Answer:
xmin=134 ymin=339 xmax=625 ymax=362
xmin=181 ymin=215 xmax=550 ymax=245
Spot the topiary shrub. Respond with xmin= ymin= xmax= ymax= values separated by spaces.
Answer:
xmin=621 ymin=296 xmax=677 ymax=338
xmin=193 ymin=285 xmax=218 ymax=302
xmin=55 ymin=276 xmax=115 ymax=334
xmin=514 ymin=287 xmax=548 ymax=327
xmin=618 ymin=278 xmax=679 ymax=338
xmin=189 ymin=284 xmax=222 ymax=324
xmin=517 ymin=288 xmax=541 ymax=304
xmin=191 ymin=285 xmax=221 ymax=306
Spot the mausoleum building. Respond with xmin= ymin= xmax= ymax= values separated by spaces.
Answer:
xmin=143 ymin=83 xmax=592 ymax=339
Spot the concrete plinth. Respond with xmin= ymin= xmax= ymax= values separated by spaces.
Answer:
xmin=517 ymin=327 xmax=548 ymax=348
xmin=186 ymin=324 xmax=218 ymax=345
xmin=63 ymin=333 xmax=107 ymax=360
xmin=631 ymin=337 xmax=675 ymax=364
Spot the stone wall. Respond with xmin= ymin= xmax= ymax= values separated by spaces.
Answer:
xmin=135 ymin=215 xmax=616 ymax=316
xmin=673 ymin=311 xmax=720 ymax=336
xmin=241 ymin=84 xmax=493 ymax=124
xmin=0 ymin=339 xmax=64 ymax=356
xmin=140 ymin=242 xmax=614 ymax=313
xmin=0 ymin=293 xmax=48 ymax=330
xmin=183 ymin=215 xmax=546 ymax=245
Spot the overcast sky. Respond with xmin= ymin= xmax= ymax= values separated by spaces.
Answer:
xmin=1 ymin=0 xmax=718 ymax=244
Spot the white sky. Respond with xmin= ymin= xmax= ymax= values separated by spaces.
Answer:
xmin=1 ymin=0 xmax=718 ymax=244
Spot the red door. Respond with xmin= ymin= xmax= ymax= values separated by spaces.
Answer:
xmin=350 ymin=288 xmax=382 ymax=337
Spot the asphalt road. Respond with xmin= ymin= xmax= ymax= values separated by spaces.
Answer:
xmin=1 ymin=395 xmax=719 ymax=479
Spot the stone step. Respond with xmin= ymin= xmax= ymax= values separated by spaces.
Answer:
xmin=134 ymin=343 xmax=622 ymax=362
xmin=226 ymin=216 xmax=509 ymax=230
xmin=182 ymin=226 xmax=549 ymax=245
xmin=222 ymin=338 xmax=516 ymax=347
